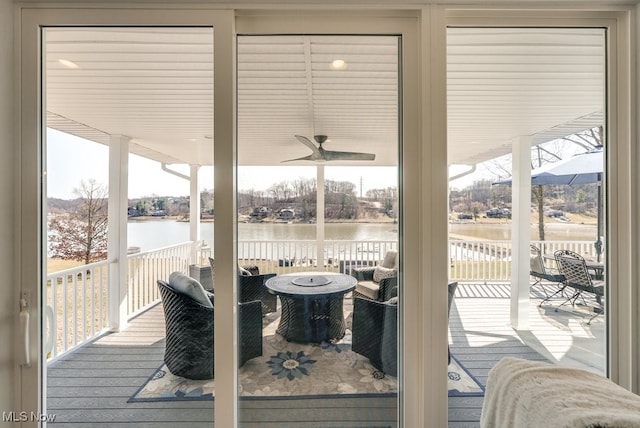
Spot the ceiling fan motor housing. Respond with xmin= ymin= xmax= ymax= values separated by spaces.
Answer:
xmin=314 ymin=135 xmax=328 ymax=144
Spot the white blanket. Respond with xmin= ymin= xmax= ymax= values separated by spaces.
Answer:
xmin=481 ymin=357 xmax=640 ymax=428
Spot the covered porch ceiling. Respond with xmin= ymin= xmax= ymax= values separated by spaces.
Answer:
xmin=44 ymin=27 xmax=605 ymax=168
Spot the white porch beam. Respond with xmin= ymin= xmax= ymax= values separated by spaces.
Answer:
xmin=189 ymin=164 xmax=201 ymax=263
xmin=510 ymin=136 xmax=532 ymax=330
xmin=316 ymin=165 xmax=325 ymax=271
xmin=107 ymin=134 xmax=130 ymax=332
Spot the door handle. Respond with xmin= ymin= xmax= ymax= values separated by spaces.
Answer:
xmin=20 ymin=294 xmax=30 ymax=367
xmin=44 ymin=305 xmax=55 ymax=358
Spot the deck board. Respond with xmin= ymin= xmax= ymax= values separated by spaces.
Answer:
xmin=46 ymin=283 xmax=604 ymax=427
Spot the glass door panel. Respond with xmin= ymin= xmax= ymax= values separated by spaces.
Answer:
xmin=237 ymin=35 xmax=400 ymax=426
xmin=446 ymin=27 xmax=606 ymax=424
xmin=43 ymin=27 xmax=214 ymax=425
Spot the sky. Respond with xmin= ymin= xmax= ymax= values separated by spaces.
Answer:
xmin=46 ymin=128 xmax=592 ymax=199
xmin=46 ymin=129 xmax=399 ymax=200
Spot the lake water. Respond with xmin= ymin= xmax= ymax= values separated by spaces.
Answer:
xmin=128 ymin=219 xmax=599 ymax=252
xmin=127 ymin=220 xmax=399 ymax=252
xmin=449 ymin=222 xmax=598 ymax=241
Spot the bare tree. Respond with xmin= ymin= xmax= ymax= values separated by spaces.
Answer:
xmin=49 ymin=179 xmax=109 ymax=264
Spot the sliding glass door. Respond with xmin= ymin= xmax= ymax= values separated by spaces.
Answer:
xmin=446 ymin=26 xmax=608 ymax=424
xmin=236 ymin=34 xmax=401 ymax=426
xmin=41 ymin=25 xmax=216 ymax=425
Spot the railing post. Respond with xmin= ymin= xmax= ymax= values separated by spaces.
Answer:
xmin=107 ymin=134 xmax=130 ymax=332
xmin=189 ymin=164 xmax=201 ymax=264
xmin=316 ymin=165 xmax=325 ymax=270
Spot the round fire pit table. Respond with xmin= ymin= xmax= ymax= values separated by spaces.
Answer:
xmin=265 ymin=272 xmax=356 ymax=343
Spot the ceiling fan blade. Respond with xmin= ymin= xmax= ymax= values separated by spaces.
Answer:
xmin=294 ymin=135 xmax=321 ymax=156
xmin=287 ymin=135 xmax=375 ymax=162
xmin=323 ymin=150 xmax=376 ymax=161
xmin=281 ymin=154 xmax=314 ymax=163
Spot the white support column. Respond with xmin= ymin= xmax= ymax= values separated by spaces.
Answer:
xmin=107 ymin=134 xmax=130 ymax=332
xmin=189 ymin=164 xmax=201 ymax=264
xmin=316 ymin=164 xmax=325 ymax=271
xmin=510 ymin=136 xmax=532 ymax=330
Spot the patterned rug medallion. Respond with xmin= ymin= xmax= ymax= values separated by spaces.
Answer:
xmin=129 ymin=323 xmax=483 ymax=402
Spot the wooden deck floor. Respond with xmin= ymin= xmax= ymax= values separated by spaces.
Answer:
xmin=46 ymin=283 xmax=605 ymax=427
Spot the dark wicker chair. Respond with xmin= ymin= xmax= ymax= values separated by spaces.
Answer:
xmin=351 ymin=250 xmax=398 ymax=302
xmin=351 ymin=268 xmax=398 ymax=302
xmin=157 ymin=277 xmax=263 ymax=380
xmin=554 ymin=249 xmax=605 ymax=324
xmin=208 ymin=257 xmax=261 ymax=286
xmin=207 ymin=257 xmax=276 ymax=314
xmin=352 ymin=282 xmax=458 ymax=375
xmin=352 ymin=296 xmax=398 ymax=376
xmin=238 ymin=273 xmax=277 ymax=314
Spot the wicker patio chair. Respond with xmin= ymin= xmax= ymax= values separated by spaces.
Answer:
xmin=554 ymin=249 xmax=605 ymax=324
xmin=157 ymin=273 xmax=263 ymax=380
xmin=352 ymin=281 xmax=457 ymax=374
xmin=238 ymin=272 xmax=278 ymax=314
xmin=208 ymin=257 xmax=261 ymax=288
xmin=351 ymin=250 xmax=398 ymax=301
xmin=530 ymin=244 xmax=567 ymax=305
xmin=208 ymin=257 xmax=276 ymax=314
xmin=352 ymin=296 xmax=398 ymax=376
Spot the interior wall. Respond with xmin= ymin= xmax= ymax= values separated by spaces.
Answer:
xmin=0 ymin=0 xmax=16 ymax=414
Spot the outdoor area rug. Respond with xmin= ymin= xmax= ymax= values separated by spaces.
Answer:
xmin=448 ymin=354 xmax=485 ymax=397
xmin=129 ymin=328 xmax=483 ymax=402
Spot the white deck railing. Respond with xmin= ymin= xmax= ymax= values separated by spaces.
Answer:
xmin=126 ymin=242 xmax=192 ymax=318
xmin=238 ymin=240 xmax=398 ymax=274
xmin=46 ymin=259 xmax=111 ymax=360
xmin=46 ymin=238 xmax=599 ymax=359
xmin=46 ymin=242 xmax=192 ymax=360
xmin=449 ymin=239 xmax=601 ymax=282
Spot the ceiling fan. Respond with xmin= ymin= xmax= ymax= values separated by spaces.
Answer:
xmin=282 ymin=135 xmax=376 ymax=163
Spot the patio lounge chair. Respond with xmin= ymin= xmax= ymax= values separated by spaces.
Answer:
xmin=238 ymin=272 xmax=278 ymax=314
xmin=352 ymin=282 xmax=458 ymax=375
xmin=207 ymin=258 xmax=276 ymax=315
xmin=351 ymin=249 xmax=398 ymax=301
xmin=530 ymin=244 xmax=566 ymax=305
xmin=352 ymin=295 xmax=398 ymax=376
xmin=157 ymin=272 xmax=263 ymax=380
xmin=208 ymin=257 xmax=260 ymax=280
xmin=554 ymin=249 xmax=605 ymax=324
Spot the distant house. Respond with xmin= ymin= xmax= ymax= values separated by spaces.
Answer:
xmin=250 ymin=206 xmax=272 ymax=218
xmin=486 ymin=208 xmax=511 ymax=219
xmin=127 ymin=206 xmax=140 ymax=217
xmin=278 ymin=208 xmax=295 ymax=220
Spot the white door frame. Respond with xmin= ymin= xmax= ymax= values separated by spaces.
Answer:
xmin=17 ymin=7 xmax=235 ymax=426
xmin=15 ymin=4 xmax=638 ymax=428
xmin=235 ymin=10 xmax=427 ymax=426
xmin=18 ymin=6 xmax=429 ymax=427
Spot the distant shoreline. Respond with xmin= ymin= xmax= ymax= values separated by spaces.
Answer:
xmin=128 ymin=215 xmax=397 ymax=224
